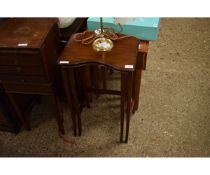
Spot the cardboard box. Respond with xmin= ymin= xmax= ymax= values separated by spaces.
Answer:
xmin=87 ymin=17 xmax=160 ymax=41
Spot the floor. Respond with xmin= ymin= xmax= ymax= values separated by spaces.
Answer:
xmin=0 ymin=18 xmax=210 ymax=157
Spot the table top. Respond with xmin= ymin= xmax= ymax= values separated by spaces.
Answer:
xmin=0 ymin=18 xmax=57 ymax=49
xmin=58 ymin=32 xmax=140 ymax=71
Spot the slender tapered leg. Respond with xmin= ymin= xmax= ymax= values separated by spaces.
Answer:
xmin=77 ymin=113 xmax=82 ymax=136
xmin=48 ymin=94 xmax=65 ymax=135
xmin=81 ymin=66 xmax=91 ymax=108
xmin=101 ymin=66 xmax=107 ymax=90
xmin=92 ymin=65 xmax=100 ymax=97
xmin=125 ymin=71 xmax=133 ymax=143
xmin=132 ymin=52 xmax=144 ymax=113
xmin=142 ymin=53 xmax=148 ymax=70
xmin=69 ymin=68 xmax=83 ymax=136
xmin=7 ymin=93 xmax=30 ymax=131
xmin=120 ymin=72 xmax=126 ymax=143
xmin=61 ymin=67 xmax=77 ymax=136
xmin=132 ymin=69 xmax=142 ymax=113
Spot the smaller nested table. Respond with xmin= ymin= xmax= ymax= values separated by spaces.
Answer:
xmin=58 ymin=32 xmax=140 ymax=143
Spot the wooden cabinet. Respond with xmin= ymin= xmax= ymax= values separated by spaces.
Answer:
xmin=0 ymin=18 xmax=64 ymax=134
xmin=0 ymin=18 xmax=59 ymax=85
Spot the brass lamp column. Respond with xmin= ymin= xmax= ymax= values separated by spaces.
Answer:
xmin=92 ymin=17 xmax=113 ymax=52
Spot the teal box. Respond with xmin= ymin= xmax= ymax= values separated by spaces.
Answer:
xmin=87 ymin=17 xmax=160 ymax=41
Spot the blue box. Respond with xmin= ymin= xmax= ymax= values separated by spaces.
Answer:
xmin=87 ymin=17 xmax=160 ymax=41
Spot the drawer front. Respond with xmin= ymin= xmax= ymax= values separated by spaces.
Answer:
xmin=0 ymin=66 xmax=44 ymax=75
xmin=3 ymin=82 xmax=53 ymax=94
xmin=0 ymin=75 xmax=46 ymax=83
xmin=0 ymin=52 xmax=42 ymax=66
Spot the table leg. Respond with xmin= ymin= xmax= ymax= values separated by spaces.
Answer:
xmin=61 ymin=67 xmax=77 ymax=136
xmin=142 ymin=52 xmax=147 ymax=70
xmin=132 ymin=52 xmax=145 ymax=113
xmin=125 ymin=71 xmax=133 ymax=143
xmin=92 ymin=65 xmax=100 ymax=97
xmin=81 ymin=66 xmax=91 ymax=108
xmin=121 ymin=71 xmax=133 ymax=143
xmin=69 ymin=68 xmax=82 ymax=136
xmin=7 ymin=93 xmax=30 ymax=131
xmin=132 ymin=69 xmax=142 ymax=113
xmin=101 ymin=66 xmax=107 ymax=89
xmin=48 ymin=94 xmax=65 ymax=135
xmin=120 ymin=72 xmax=126 ymax=143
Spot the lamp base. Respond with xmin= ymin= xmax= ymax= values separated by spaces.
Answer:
xmin=92 ymin=37 xmax=113 ymax=52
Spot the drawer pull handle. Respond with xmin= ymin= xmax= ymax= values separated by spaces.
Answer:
xmin=21 ymin=79 xmax=26 ymax=83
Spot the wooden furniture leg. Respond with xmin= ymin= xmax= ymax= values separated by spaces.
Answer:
xmin=125 ymin=71 xmax=133 ymax=143
xmin=133 ymin=41 xmax=149 ymax=113
xmin=7 ymin=92 xmax=64 ymax=134
xmin=7 ymin=93 xmax=30 ymax=131
xmin=120 ymin=72 xmax=126 ymax=143
xmin=92 ymin=65 xmax=100 ymax=97
xmin=132 ymin=52 xmax=144 ymax=113
xmin=61 ymin=68 xmax=77 ymax=136
xmin=132 ymin=69 xmax=142 ymax=113
xmin=120 ymin=71 xmax=133 ymax=143
xmin=81 ymin=66 xmax=91 ymax=108
xmin=142 ymin=52 xmax=148 ymax=70
xmin=48 ymin=94 xmax=65 ymax=135
xmin=68 ymin=68 xmax=82 ymax=136
xmin=101 ymin=66 xmax=107 ymax=89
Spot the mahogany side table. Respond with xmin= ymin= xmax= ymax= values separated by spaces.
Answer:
xmin=59 ymin=32 xmax=140 ymax=143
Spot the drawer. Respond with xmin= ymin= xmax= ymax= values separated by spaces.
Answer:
xmin=0 ymin=75 xmax=46 ymax=83
xmin=2 ymin=82 xmax=53 ymax=94
xmin=0 ymin=66 xmax=44 ymax=75
xmin=0 ymin=51 xmax=42 ymax=66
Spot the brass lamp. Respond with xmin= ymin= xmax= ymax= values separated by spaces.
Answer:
xmin=92 ymin=18 xmax=113 ymax=52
